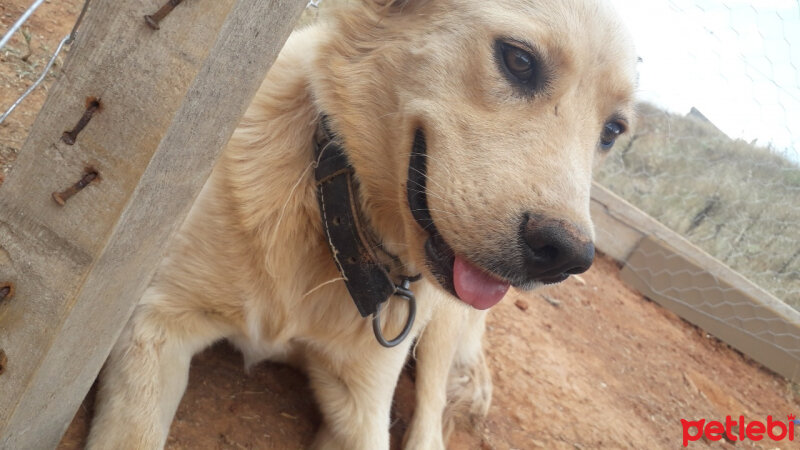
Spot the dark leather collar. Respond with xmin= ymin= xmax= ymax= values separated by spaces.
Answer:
xmin=313 ymin=116 xmax=419 ymax=347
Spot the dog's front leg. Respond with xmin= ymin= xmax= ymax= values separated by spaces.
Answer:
xmin=444 ymin=308 xmax=492 ymax=429
xmin=87 ymin=289 xmax=230 ymax=450
xmin=306 ymin=334 xmax=413 ymax=450
xmin=403 ymin=302 xmax=463 ymax=450
xmin=405 ymin=304 xmax=492 ymax=450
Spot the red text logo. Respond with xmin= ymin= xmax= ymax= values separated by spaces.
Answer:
xmin=681 ymin=415 xmax=796 ymax=447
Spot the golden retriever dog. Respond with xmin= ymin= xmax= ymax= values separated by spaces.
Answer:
xmin=87 ymin=0 xmax=636 ymax=448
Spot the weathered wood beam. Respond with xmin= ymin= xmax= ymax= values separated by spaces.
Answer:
xmin=0 ymin=0 xmax=305 ymax=447
xmin=592 ymin=182 xmax=800 ymax=381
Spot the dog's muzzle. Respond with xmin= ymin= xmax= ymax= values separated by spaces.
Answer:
xmin=406 ymin=129 xmax=594 ymax=308
xmin=519 ymin=213 xmax=595 ymax=284
xmin=406 ymin=130 xmax=510 ymax=310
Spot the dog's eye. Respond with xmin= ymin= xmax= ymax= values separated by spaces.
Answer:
xmin=599 ymin=121 xmax=626 ymax=151
xmin=496 ymin=41 xmax=546 ymax=92
xmin=503 ymin=45 xmax=534 ymax=81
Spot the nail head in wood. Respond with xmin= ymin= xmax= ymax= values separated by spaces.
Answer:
xmin=144 ymin=0 xmax=185 ymax=30
xmin=61 ymin=98 xmax=101 ymax=145
xmin=52 ymin=169 xmax=99 ymax=206
xmin=0 ymin=282 xmax=13 ymax=303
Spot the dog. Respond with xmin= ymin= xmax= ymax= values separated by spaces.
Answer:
xmin=87 ymin=0 xmax=636 ymax=448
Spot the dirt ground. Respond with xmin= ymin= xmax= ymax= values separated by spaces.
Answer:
xmin=3 ymin=2 xmax=799 ymax=449
xmin=1 ymin=0 xmax=84 ymax=183
xmin=55 ymin=256 xmax=800 ymax=450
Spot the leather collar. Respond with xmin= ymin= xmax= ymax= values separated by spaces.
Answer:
xmin=313 ymin=116 xmax=419 ymax=347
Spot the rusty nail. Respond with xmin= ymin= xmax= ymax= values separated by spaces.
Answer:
xmin=52 ymin=168 xmax=99 ymax=206
xmin=0 ymin=350 xmax=6 ymax=376
xmin=144 ymin=0 xmax=185 ymax=30
xmin=62 ymin=98 xmax=101 ymax=145
xmin=0 ymin=282 xmax=13 ymax=303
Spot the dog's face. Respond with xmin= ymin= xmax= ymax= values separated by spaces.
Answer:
xmin=315 ymin=0 xmax=636 ymax=309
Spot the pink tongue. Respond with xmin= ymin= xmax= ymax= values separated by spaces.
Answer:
xmin=453 ymin=255 xmax=511 ymax=310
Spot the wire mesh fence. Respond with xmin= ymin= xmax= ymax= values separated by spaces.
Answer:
xmin=596 ymin=0 xmax=800 ymax=311
xmin=1 ymin=0 xmax=85 ymax=183
xmin=1 ymin=0 xmax=88 ymax=125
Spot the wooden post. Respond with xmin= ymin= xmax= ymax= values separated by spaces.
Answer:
xmin=0 ymin=0 xmax=305 ymax=447
xmin=591 ymin=183 xmax=800 ymax=381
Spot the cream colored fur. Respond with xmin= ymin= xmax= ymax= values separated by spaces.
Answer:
xmin=87 ymin=1 xmax=636 ymax=449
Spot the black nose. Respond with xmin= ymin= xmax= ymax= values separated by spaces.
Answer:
xmin=521 ymin=214 xmax=595 ymax=282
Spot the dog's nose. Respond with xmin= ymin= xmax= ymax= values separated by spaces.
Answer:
xmin=521 ymin=214 xmax=595 ymax=281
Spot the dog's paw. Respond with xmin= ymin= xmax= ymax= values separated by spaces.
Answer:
xmin=402 ymin=425 xmax=446 ymax=450
xmin=311 ymin=424 xmax=390 ymax=450
xmin=443 ymin=351 xmax=493 ymax=439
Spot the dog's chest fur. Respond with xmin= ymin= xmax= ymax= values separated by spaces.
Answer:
xmin=151 ymin=25 xmax=439 ymax=363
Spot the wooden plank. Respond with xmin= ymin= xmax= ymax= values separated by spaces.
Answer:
xmin=590 ymin=183 xmax=646 ymax=262
xmin=621 ymin=237 xmax=800 ymax=380
xmin=590 ymin=184 xmax=800 ymax=380
xmin=0 ymin=0 xmax=305 ymax=447
xmin=590 ymin=181 xmax=685 ymax=262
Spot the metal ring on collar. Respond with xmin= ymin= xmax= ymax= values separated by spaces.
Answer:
xmin=372 ymin=279 xmax=417 ymax=348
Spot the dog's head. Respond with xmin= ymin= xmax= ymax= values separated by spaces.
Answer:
xmin=312 ymin=0 xmax=637 ymax=309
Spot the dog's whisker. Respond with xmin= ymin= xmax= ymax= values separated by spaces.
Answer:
xmin=407 ymin=165 xmax=446 ymax=191
xmin=399 ymin=151 xmax=458 ymax=190
xmin=378 ymin=111 xmax=400 ymax=120
xmin=421 ymin=207 xmax=458 ymax=216
xmin=316 ymin=140 xmax=335 ymax=166
xmin=410 ymin=208 xmax=460 ymax=221
xmin=396 ymin=151 xmax=452 ymax=166
xmin=302 ymin=277 xmax=346 ymax=298
xmin=267 ymin=161 xmax=315 ymax=274
xmin=406 ymin=180 xmax=448 ymax=202
xmin=359 ymin=241 xmax=423 ymax=274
